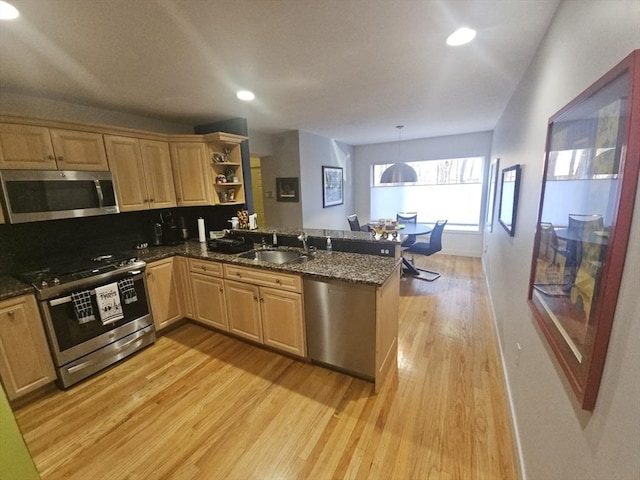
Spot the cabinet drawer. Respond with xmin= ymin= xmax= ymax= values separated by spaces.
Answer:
xmin=224 ymin=264 xmax=302 ymax=293
xmin=189 ymin=258 xmax=223 ymax=277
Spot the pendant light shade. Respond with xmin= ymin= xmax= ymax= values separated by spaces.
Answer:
xmin=380 ymin=125 xmax=418 ymax=184
xmin=380 ymin=162 xmax=418 ymax=183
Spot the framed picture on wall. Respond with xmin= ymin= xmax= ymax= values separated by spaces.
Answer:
xmin=486 ymin=158 xmax=500 ymax=232
xmin=276 ymin=177 xmax=299 ymax=202
xmin=497 ymin=164 xmax=522 ymax=237
xmin=527 ymin=50 xmax=639 ymax=410
xmin=322 ymin=166 xmax=343 ymax=207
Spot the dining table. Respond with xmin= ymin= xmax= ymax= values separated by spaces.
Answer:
xmin=370 ymin=222 xmax=433 ymax=277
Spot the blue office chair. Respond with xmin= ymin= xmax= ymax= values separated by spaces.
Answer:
xmin=396 ymin=212 xmax=418 ymax=248
xmin=406 ymin=220 xmax=448 ymax=281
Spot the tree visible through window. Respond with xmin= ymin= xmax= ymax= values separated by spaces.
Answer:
xmin=371 ymin=157 xmax=485 ymax=229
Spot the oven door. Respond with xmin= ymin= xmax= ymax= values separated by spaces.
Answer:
xmin=39 ymin=271 xmax=153 ymax=367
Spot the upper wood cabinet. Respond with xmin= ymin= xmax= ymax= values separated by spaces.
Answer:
xmin=0 ymin=294 xmax=56 ymax=400
xmin=140 ymin=139 xmax=177 ymax=209
xmin=208 ymin=136 xmax=245 ymax=206
xmin=0 ymin=124 xmax=108 ymax=171
xmin=0 ymin=123 xmax=57 ymax=169
xmin=49 ymin=128 xmax=109 ymax=171
xmin=170 ymin=142 xmax=212 ymax=206
xmin=105 ymin=135 xmax=176 ymax=211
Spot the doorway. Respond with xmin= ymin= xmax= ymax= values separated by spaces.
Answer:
xmin=250 ymin=156 xmax=266 ymax=226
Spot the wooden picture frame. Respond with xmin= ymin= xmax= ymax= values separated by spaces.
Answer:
xmin=486 ymin=157 xmax=500 ymax=232
xmin=527 ymin=50 xmax=640 ymax=410
xmin=498 ymin=164 xmax=521 ymax=237
xmin=322 ymin=166 xmax=343 ymax=208
xmin=276 ymin=177 xmax=299 ymax=202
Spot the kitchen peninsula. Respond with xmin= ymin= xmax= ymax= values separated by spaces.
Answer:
xmin=0 ymin=230 xmax=401 ymax=399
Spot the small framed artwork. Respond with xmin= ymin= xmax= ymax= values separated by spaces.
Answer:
xmin=322 ymin=166 xmax=343 ymax=208
xmin=486 ymin=157 xmax=500 ymax=232
xmin=276 ymin=177 xmax=299 ymax=202
xmin=498 ymin=164 xmax=522 ymax=237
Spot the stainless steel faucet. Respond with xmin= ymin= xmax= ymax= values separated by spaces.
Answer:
xmin=297 ymin=232 xmax=308 ymax=254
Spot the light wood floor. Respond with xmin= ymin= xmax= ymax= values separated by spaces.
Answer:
xmin=14 ymin=254 xmax=517 ymax=480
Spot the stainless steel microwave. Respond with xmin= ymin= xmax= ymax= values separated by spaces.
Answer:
xmin=0 ymin=170 xmax=119 ymax=223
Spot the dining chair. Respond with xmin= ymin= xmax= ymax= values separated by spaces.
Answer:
xmin=347 ymin=214 xmax=370 ymax=232
xmin=396 ymin=212 xmax=418 ymax=248
xmin=405 ymin=220 xmax=448 ymax=281
xmin=564 ymin=213 xmax=604 ymax=289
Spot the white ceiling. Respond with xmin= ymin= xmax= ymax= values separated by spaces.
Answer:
xmin=0 ymin=0 xmax=560 ymax=145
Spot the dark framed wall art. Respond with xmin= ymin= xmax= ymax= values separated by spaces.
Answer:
xmin=527 ymin=50 xmax=640 ymax=410
xmin=486 ymin=157 xmax=500 ymax=232
xmin=322 ymin=166 xmax=343 ymax=208
xmin=276 ymin=177 xmax=299 ymax=202
xmin=498 ymin=164 xmax=521 ymax=237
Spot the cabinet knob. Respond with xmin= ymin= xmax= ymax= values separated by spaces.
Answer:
xmin=57 ymin=156 xmax=64 ymax=161
xmin=149 ymin=198 xmax=155 ymax=202
xmin=7 ymin=310 xmax=15 ymax=317
xmin=275 ymin=279 xmax=281 ymax=284
xmin=259 ymin=297 xmax=264 ymax=303
xmin=47 ymin=154 xmax=54 ymax=160
xmin=253 ymin=295 xmax=258 ymax=301
xmin=201 ymin=266 xmax=206 ymax=271
xmin=219 ymin=287 xmax=223 ymax=293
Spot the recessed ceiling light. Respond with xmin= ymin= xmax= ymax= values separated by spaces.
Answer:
xmin=0 ymin=1 xmax=19 ymax=20
xmin=446 ymin=27 xmax=476 ymax=46
xmin=236 ymin=90 xmax=255 ymax=101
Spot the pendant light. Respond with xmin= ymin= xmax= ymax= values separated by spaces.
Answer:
xmin=380 ymin=125 xmax=418 ymax=183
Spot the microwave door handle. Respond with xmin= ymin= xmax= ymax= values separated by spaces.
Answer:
xmin=95 ymin=179 xmax=105 ymax=207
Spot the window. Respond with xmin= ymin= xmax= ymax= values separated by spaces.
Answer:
xmin=371 ymin=157 xmax=485 ymax=229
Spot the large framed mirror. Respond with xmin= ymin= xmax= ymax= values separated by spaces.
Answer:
xmin=498 ymin=164 xmax=521 ymax=236
xmin=527 ymin=50 xmax=639 ymax=410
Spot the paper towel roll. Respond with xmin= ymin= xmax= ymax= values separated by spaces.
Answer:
xmin=198 ymin=218 xmax=206 ymax=242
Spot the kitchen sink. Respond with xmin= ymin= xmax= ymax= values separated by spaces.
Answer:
xmin=238 ymin=249 xmax=310 ymax=265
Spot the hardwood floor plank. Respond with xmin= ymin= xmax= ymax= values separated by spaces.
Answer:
xmin=14 ymin=254 xmax=517 ymax=480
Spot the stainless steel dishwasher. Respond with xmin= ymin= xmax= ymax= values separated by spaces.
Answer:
xmin=304 ymin=277 xmax=376 ymax=380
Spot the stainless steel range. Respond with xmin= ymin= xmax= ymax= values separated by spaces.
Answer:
xmin=17 ymin=253 xmax=156 ymax=388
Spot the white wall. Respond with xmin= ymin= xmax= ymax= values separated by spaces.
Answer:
xmin=0 ymin=92 xmax=193 ymax=133
xmin=261 ymin=131 xmax=303 ymax=228
xmin=299 ymin=131 xmax=354 ymax=230
xmin=484 ymin=1 xmax=640 ymax=479
xmin=354 ymin=131 xmax=493 ymax=257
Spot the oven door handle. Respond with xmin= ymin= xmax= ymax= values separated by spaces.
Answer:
xmin=48 ymin=273 xmax=144 ymax=307
xmin=66 ymin=334 xmax=147 ymax=374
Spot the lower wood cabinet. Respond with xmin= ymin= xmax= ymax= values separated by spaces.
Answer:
xmin=223 ymin=265 xmax=306 ymax=357
xmin=146 ymin=257 xmax=182 ymax=331
xmin=191 ymin=273 xmax=228 ymax=331
xmin=174 ymin=256 xmax=193 ymax=319
xmin=0 ymin=294 xmax=56 ymax=400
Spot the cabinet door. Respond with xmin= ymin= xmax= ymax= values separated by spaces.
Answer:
xmin=170 ymin=142 xmax=211 ymax=206
xmin=50 ymin=128 xmax=109 ymax=171
xmin=224 ymin=279 xmax=262 ymax=343
xmin=261 ymin=287 xmax=306 ymax=357
xmin=0 ymin=123 xmax=56 ymax=169
xmin=0 ymin=295 xmax=56 ymax=400
xmin=191 ymin=273 xmax=228 ymax=331
xmin=146 ymin=258 xmax=182 ymax=331
xmin=174 ymin=256 xmax=194 ymax=319
xmin=140 ymin=139 xmax=177 ymax=209
xmin=104 ymin=135 xmax=149 ymax=211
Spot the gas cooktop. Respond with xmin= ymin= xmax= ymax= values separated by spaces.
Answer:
xmin=16 ymin=252 xmax=146 ymax=299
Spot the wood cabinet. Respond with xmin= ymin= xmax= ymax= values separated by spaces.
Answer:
xmin=170 ymin=142 xmax=212 ymax=206
xmin=223 ymin=264 xmax=305 ymax=356
xmin=105 ymin=135 xmax=176 ymax=211
xmin=189 ymin=259 xmax=227 ymax=331
xmin=0 ymin=295 xmax=56 ymax=400
xmin=0 ymin=124 xmax=108 ymax=171
xmin=0 ymin=205 xmax=5 ymax=224
xmin=49 ymin=128 xmax=108 ymax=171
xmin=174 ymin=256 xmax=193 ymax=319
xmin=207 ymin=133 xmax=246 ymax=205
xmin=139 ymin=139 xmax=177 ymax=209
xmin=0 ymin=123 xmax=56 ymax=169
xmin=146 ymin=258 xmax=183 ymax=332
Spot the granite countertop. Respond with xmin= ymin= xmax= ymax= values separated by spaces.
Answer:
xmin=130 ymin=241 xmax=401 ymax=286
xmin=0 ymin=275 xmax=37 ymax=302
xmin=0 ymin=233 xmax=401 ymax=301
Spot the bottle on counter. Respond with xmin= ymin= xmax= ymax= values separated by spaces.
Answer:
xmin=326 ymin=236 xmax=332 ymax=254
